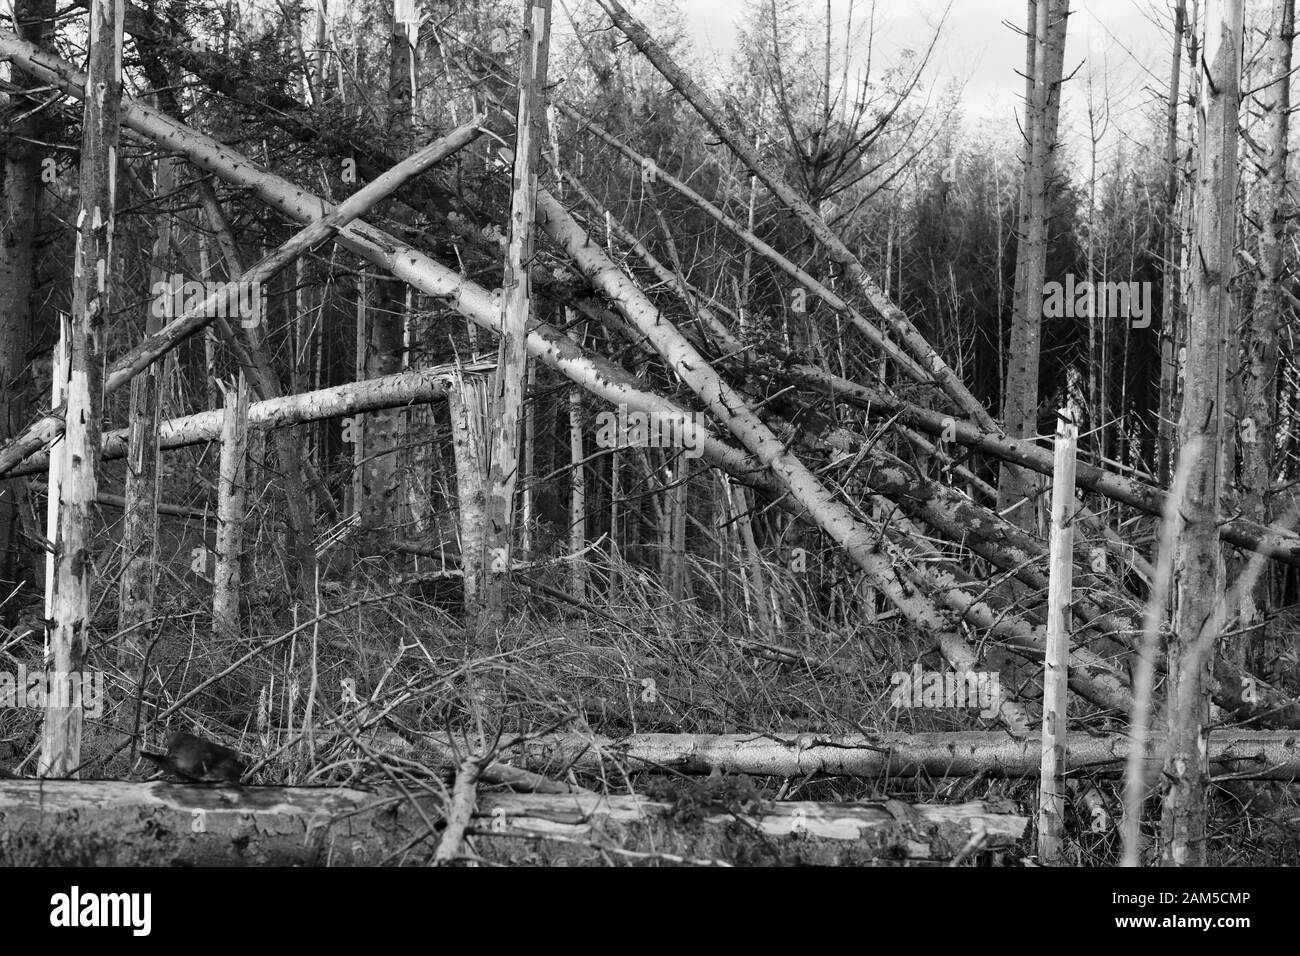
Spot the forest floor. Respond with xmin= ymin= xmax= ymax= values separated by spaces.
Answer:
xmin=3 ymin=542 xmax=1298 ymax=866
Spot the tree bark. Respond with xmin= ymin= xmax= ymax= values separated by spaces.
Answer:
xmin=0 ymin=0 xmax=54 ymax=617
xmin=1236 ymin=0 xmax=1292 ymax=675
xmin=40 ymin=0 xmax=123 ymax=778
xmin=1161 ymin=0 xmax=1240 ymax=867
xmin=356 ymin=0 xmax=420 ymax=551
xmin=481 ymin=0 xmax=550 ymax=627
xmin=998 ymin=0 xmax=1069 ymax=531
xmin=449 ymin=372 xmax=489 ymax=615
xmin=1157 ymin=1 xmax=1187 ymax=482
xmin=118 ymin=137 xmax=177 ymax=643
xmin=503 ymin=730 xmax=1300 ymax=781
xmin=568 ymin=387 xmax=585 ymax=600
xmin=213 ymin=374 xmax=250 ymax=637
xmin=0 ymin=780 xmax=1027 ymax=865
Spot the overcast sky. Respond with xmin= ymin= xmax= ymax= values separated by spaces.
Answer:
xmin=673 ymin=0 xmax=1172 ymax=168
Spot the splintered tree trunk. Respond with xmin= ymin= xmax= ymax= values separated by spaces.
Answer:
xmin=199 ymin=244 xmax=220 ymax=411
xmin=667 ymin=459 xmax=688 ymax=608
xmin=725 ymin=478 xmax=772 ymax=639
xmin=40 ymin=0 xmax=123 ymax=778
xmin=521 ymin=361 xmax=537 ymax=557
xmin=118 ymin=144 xmax=177 ymax=644
xmin=999 ymin=0 xmax=1069 ymax=531
xmin=608 ymin=443 xmax=620 ymax=595
xmin=213 ymin=374 xmax=249 ymax=637
xmin=0 ymin=0 xmax=54 ymax=615
xmin=1162 ymin=0 xmax=1240 ymax=867
xmin=1157 ymin=1 xmax=1187 ymax=483
xmin=449 ymin=373 xmax=489 ymax=615
xmin=1038 ymin=404 xmax=1077 ymax=864
xmin=568 ymin=388 xmax=585 ymax=601
xmin=352 ymin=272 xmax=367 ymax=518
xmin=43 ymin=318 xmax=69 ymax=641
xmin=1238 ymin=0 xmax=1292 ymax=674
xmin=1170 ymin=2 xmax=1200 ymax=503
xmin=482 ymin=0 xmax=551 ymax=629
xmin=659 ymin=452 xmax=675 ymax=597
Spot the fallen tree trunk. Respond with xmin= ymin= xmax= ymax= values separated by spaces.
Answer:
xmin=592 ymin=0 xmax=999 ymax=432
xmin=556 ymin=104 xmax=929 ymax=383
xmin=0 ymin=33 xmax=763 ymax=472
xmin=7 ymin=364 xmax=491 ymax=478
xmin=0 ymin=98 xmax=484 ymax=479
xmin=530 ymin=176 xmax=1030 ymax=732
xmin=0 ymin=32 xmax=1137 ymax=727
xmin=0 ymin=781 xmax=1025 ymax=865
xmin=783 ymin=364 xmax=1300 ymax=567
xmin=501 ymin=730 xmax=1300 ymax=781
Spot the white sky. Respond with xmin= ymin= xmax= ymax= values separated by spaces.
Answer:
xmin=674 ymin=0 xmax=1173 ymax=168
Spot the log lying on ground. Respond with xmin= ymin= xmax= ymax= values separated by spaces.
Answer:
xmin=474 ymin=793 xmax=1028 ymax=863
xmin=0 ymin=781 xmax=1025 ymax=865
xmin=498 ymin=731 xmax=1300 ymax=781
xmin=0 ymin=780 xmax=416 ymax=865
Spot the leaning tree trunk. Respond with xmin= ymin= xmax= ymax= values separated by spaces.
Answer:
xmin=0 ymin=38 xmax=1142 ymax=735
xmin=0 ymin=103 xmax=484 ymax=485
xmin=591 ymin=0 xmax=998 ymax=432
xmin=1162 ymin=0 xmax=1241 ymax=867
xmin=40 ymin=0 xmax=122 ymax=778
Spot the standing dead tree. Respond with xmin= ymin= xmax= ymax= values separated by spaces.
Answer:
xmin=479 ymin=0 xmax=551 ymax=631
xmin=39 ymin=0 xmax=122 ymax=779
xmin=1162 ymin=0 xmax=1242 ymax=868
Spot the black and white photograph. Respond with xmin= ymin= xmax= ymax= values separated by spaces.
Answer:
xmin=0 ymin=0 xmax=1290 ymax=912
